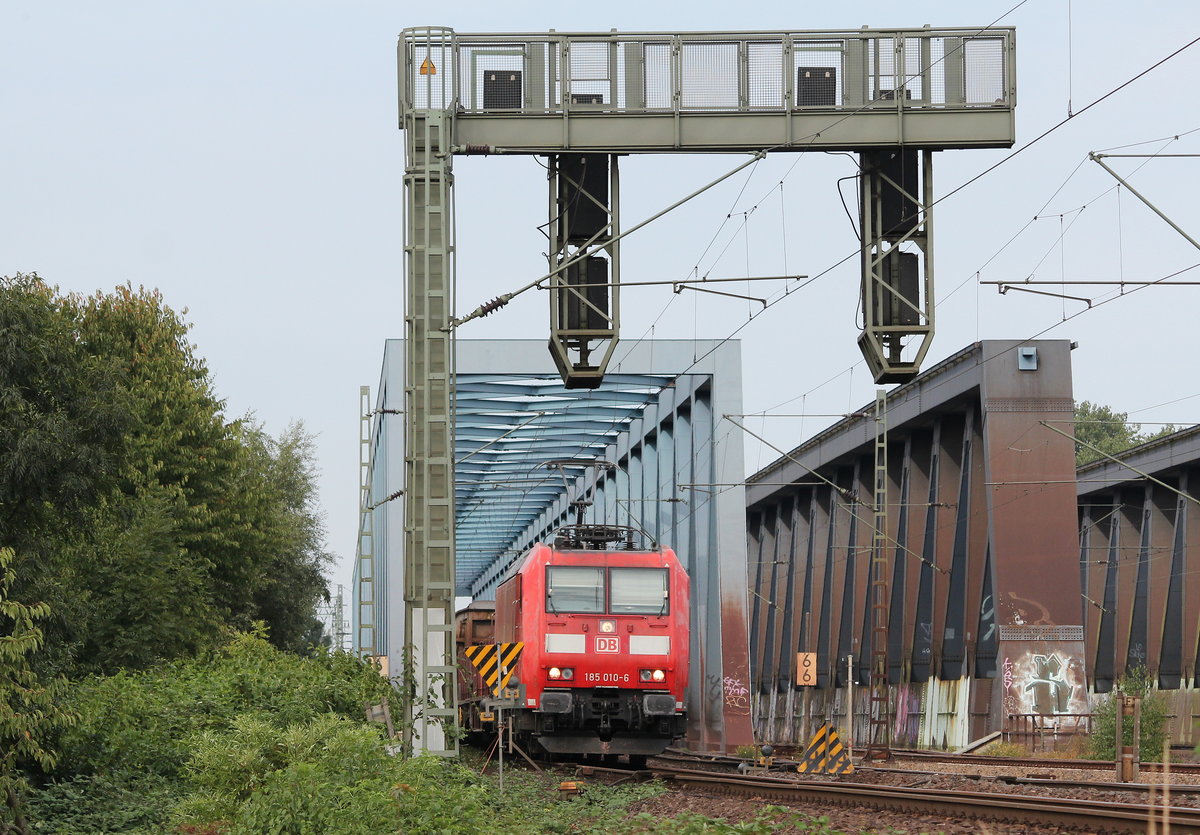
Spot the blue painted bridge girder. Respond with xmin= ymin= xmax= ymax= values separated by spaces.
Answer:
xmin=362 ymin=338 xmax=754 ymax=753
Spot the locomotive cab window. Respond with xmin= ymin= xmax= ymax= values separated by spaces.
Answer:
xmin=610 ymin=568 xmax=669 ymax=615
xmin=546 ymin=566 xmax=605 ymax=613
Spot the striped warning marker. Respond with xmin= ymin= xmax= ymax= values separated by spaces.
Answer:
xmin=464 ymin=642 xmax=524 ymax=696
xmin=796 ymin=722 xmax=854 ymax=775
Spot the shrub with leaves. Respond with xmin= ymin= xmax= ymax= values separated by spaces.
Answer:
xmin=0 ymin=547 xmax=75 ymax=834
xmin=174 ymin=714 xmax=404 ymax=834
xmin=22 ymin=773 xmax=178 ymax=835
xmin=55 ymin=631 xmax=397 ymax=782
xmin=1087 ymin=666 xmax=1169 ymax=761
xmin=26 ymin=632 xmax=395 ymax=833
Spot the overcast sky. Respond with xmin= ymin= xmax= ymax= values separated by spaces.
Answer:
xmin=5 ymin=1 xmax=1199 ymax=594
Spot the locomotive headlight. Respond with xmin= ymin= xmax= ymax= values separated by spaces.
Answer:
xmin=652 ymin=669 xmax=666 ymax=682
xmin=561 ymin=668 xmax=575 ymax=680
xmin=548 ymin=667 xmax=562 ymax=680
xmin=599 ymin=619 xmax=616 ymax=634
xmin=640 ymin=668 xmax=667 ymax=683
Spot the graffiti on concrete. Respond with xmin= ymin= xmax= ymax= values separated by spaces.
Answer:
xmin=1002 ymin=648 xmax=1088 ymax=717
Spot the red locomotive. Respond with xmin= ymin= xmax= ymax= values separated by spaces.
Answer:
xmin=460 ymin=524 xmax=689 ymax=762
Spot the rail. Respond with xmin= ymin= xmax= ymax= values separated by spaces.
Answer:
xmin=652 ymin=764 xmax=1200 ymax=833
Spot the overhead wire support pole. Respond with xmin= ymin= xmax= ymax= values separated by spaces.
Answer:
xmin=1089 ymin=152 xmax=1200 ymax=253
xmin=864 ymin=389 xmax=892 ymax=762
xmin=400 ymin=25 xmax=458 ymax=757
xmin=357 ymin=386 xmax=377 ymax=661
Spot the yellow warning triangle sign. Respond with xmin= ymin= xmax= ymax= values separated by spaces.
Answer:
xmin=465 ymin=642 xmax=524 ymax=696
xmin=796 ymin=722 xmax=855 ymax=775
xmin=420 ymin=56 xmax=437 ymax=75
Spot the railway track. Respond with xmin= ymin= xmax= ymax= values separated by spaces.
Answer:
xmin=655 ymin=748 xmax=1200 ymax=796
xmin=883 ymin=747 xmax=1200 ymax=777
xmin=650 ymin=763 xmax=1200 ymax=833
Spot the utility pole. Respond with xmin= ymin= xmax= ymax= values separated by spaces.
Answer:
xmin=864 ymin=389 xmax=892 ymax=761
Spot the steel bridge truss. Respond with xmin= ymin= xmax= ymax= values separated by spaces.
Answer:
xmin=363 ymin=338 xmax=756 ymax=754
xmin=745 ymin=341 xmax=1084 ymax=749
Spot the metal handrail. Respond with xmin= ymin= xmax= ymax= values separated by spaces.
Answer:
xmin=399 ymin=26 xmax=1015 ymax=118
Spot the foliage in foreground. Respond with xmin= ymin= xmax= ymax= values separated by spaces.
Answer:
xmin=179 ymin=743 xmax=860 ymax=835
xmin=174 ymin=726 xmax=670 ymax=835
xmin=23 ymin=632 xmax=397 ymax=833
xmin=17 ymin=630 xmax=904 ymax=834
xmin=0 ymin=547 xmax=75 ymax=833
xmin=1086 ymin=666 xmax=1169 ymax=761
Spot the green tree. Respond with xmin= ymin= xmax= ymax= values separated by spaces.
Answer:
xmin=1074 ymin=400 xmax=1176 ymax=466
xmin=0 ymin=548 xmax=74 ymax=835
xmin=238 ymin=422 xmax=333 ymax=654
xmin=2 ymin=276 xmax=330 ymax=675
xmin=0 ymin=274 xmax=130 ymax=539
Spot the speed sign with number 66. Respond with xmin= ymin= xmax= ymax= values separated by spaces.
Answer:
xmin=796 ymin=652 xmax=817 ymax=686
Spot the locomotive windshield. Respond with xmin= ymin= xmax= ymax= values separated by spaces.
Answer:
xmin=545 ymin=566 xmax=605 ymax=613
xmin=610 ymin=568 xmax=669 ymax=614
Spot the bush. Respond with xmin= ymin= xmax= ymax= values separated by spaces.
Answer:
xmin=26 ymin=633 xmax=396 ymax=833
xmin=55 ymin=632 xmax=397 ymax=781
xmin=23 ymin=774 xmax=179 ymax=835
xmin=174 ymin=714 xmax=404 ymax=834
xmin=1087 ymin=667 xmax=1169 ymax=761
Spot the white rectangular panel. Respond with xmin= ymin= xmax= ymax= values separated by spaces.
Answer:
xmin=629 ymin=635 xmax=670 ymax=655
xmin=545 ymin=633 xmax=586 ymax=653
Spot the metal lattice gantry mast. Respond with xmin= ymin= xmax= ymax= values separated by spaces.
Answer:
xmin=396 ymin=25 xmax=1016 ymax=754
xmin=401 ymin=27 xmax=458 ymax=757
xmin=357 ymin=385 xmax=377 ymax=661
xmin=865 ymin=389 xmax=892 ymax=761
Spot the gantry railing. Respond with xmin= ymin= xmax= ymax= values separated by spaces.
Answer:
xmin=401 ymin=27 xmax=1014 ymax=119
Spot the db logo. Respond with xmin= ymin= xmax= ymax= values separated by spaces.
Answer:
xmin=595 ymin=636 xmax=620 ymax=653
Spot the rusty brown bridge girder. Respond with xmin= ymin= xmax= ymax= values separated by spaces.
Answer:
xmin=745 ymin=340 xmax=1086 ymax=748
xmin=1077 ymin=425 xmax=1200 ymax=744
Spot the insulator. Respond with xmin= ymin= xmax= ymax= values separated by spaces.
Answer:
xmin=478 ymin=295 xmax=510 ymax=317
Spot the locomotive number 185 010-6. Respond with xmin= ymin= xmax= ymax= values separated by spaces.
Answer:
xmin=581 ymin=672 xmax=630 ymax=683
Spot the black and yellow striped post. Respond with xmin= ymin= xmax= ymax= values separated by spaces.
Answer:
xmin=796 ymin=722 xmax=854 ymax=775
xmin=465 ymin=642 xmax=525 ymax=697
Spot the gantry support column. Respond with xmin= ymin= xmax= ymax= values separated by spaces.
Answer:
xmin=402 ymin=106 xmax=458 ymax=756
